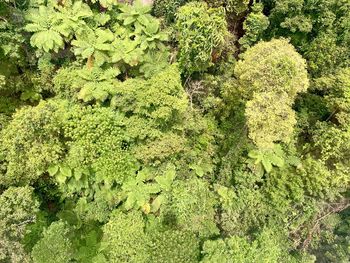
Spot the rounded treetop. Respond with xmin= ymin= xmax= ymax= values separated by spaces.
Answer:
xmin=235 ymin=38 xmax=309 ymax=101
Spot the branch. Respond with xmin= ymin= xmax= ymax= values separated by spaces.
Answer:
xmin=14 ymin=216 xmax=36 ymax=227
xmin=301 ymin=200 xmax=350 ymax=250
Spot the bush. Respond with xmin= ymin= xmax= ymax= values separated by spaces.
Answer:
xmin=176 ymin=2 xmax=229 ymax=74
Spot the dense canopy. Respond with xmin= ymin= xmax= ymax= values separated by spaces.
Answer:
xmin=0 ymin=0 xmax=349 ymax=262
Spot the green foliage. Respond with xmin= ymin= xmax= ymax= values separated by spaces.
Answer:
xmin=176 ymin=2 xmax=229 ymax=74
xmin=121 ymin=164 xmax=176 ymax=213
xmin=31 ymin=221 xmax=74 ymax=263
xmin=73 ymin=227 xmax=106 ymax=263
xmin=312 ymin=123 xmax=350 ymax=171
xmin=57 ymin=105 xmax=137 ymax=207
xmin=111 ymin=64 xmax=187 ymax=124
xmin=102 ymin=210 xmax=201 ymax=262
xmin=25 ymin=0 xmax=169 ymax=77
xmin=235 ymin=38 xmax=309 ymax=100
xmin=0 ymin=1 xmax=26 ymax=64
xmin=266 ymin=0 xmax=326 ymax=37
xmin=54 ymin=60 xmax=182 ymax=109
xmin=148 ymin=229 xmax=200 ymax=263
xmin=110 ymin=12 xmax=169 ymax=73
xmin=117 ymin=1 xmax=154 ymax=27
xmin=298 ymin=157 xmax=344 ymax=200
xmin=239 ymin=3 xmax=269 ymax=50
xmin=207 ymin=0 xmax=249 ymax=14
xmin=226 ymin=0 xmax=250 ymax=14
xmin=133 ymin=133 xmax=187 ymax=164
xmin=1 ymin=0 xmax=350 ymax=262
xmin=314 ymin=68 xmax=350 ymax=126
xmin=266 ymin=0 xmax=350 ymax=76
xmin=234 ymin=39 xmax=309 ymax=148
xmin=90 ymin=0 xmax=118 ymax=9
xmin=311 ymin=208 xmax=350 ymax=262
xmin=162 ymin=178 xmax=219 ymax=238
xmin=1 ymin=98 xmax=137 ymax=216
xmin=30 ymin=212 xmax=105 ymax=263
xmin=101 ymin=210 xmax=149 ymax=263
xmin=74 ymin=197 xmax=111 ymax=223
xmin=153 ymin=0 xmax=188 ymax=23
xmin=0 ymin=0 xmax=47 ymax=111
xmin=306 ymin=69 xmax=350 ymax=197
xmin=245 ymin=92 xmax=297 ymax=148
xmin=53 ymin=66 xmax=119 ymax=101
xmin=0 ymin=186 xmax=39 ymax=263
xmin=305 ymin=31 xmax=347 ymax=77
xmin=201 ymin=228 xmax=289 ymax=263
xmin=216 ymin=183 xmax=268 ymax=235
xmin=72 ymin=28 xmax=114 ymax=67
xmin=22 ymin=211 xmax=49 ymax=253
xmin=25 ymin=1 xmax=92 ymax=52
xmin=216 ymin=145 xmax=321 ymax=237
xmin=248 ymin=144 xmax=285 ymax=174
xmin=121 ymin=8 xmax=168 ymax=74
xmin=0 ymin=100 xmax=67 ymax=185
xmin=106 ymin=1 xmax=169 ymax=73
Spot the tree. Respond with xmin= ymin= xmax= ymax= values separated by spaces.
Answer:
xmin=100 ymin=210 xmax=149 ymax=262
xmin=234 ymin=38 xmax=309 ymax=148
xmin=161 ymin=178 xmax=219 ymax=238
xmin=235 ymin=39 xmax=309 ymax=100
xmin=201 ymin=228 xmax=292 ymax=263
xmin=25 ymin=1 xmax=93 ymax=53
xmin=239 ymin=3 xmax=269 ymax=50
xmin=176 ymin=2 xmax=229 ymax=74
xmin=206 ymin=0 xmax=249 ymax=15
xmin=0 ymin=186 xmax=39 ymax=263
xmin=148 ymin=229 xmax=200 ymax=263
xmin=0 ymin=100 xmax=67 ymax=186
xmin=310 ymin=208 xmax=350 ymax=263
xmin=153 ymin=0 xmax=188 ymax=23
xmin=31 ymin=221 xmax=74 ymax=263
xmin=245 ymin=92 xmax=297 ymax=148
xmin=309 ymin=68 xmax=350 ymax=186
xmin=265 ymin=0 xmax=350 ymax=76
xmin=1 ymin=0 xmax=350 ymax=261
